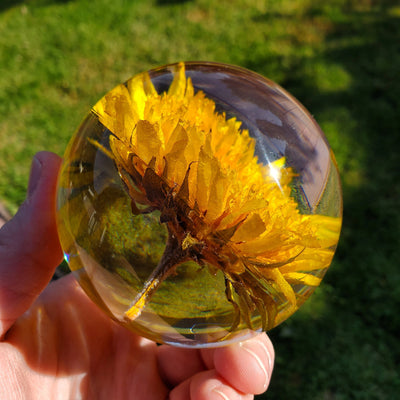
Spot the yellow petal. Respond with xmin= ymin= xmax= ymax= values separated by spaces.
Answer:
xmin=232 ymin=213 xmax=266 ymax=242
xmin=164 ymin=125 xmax=190 ymax=186
xmin=268 ymin=269 xmax=297 ymax=305
xmin=207 ymin=168 xmax=230 ymax=222
xmin=279 ymin=248 xmax=334 ymax=274
xmin=168 ymin=62 xmax=187 ymax=98
xmin=93 ymin=84 xmax=138 ymax=138
xmin=165 ymin=123 xmax=188 ymax=156
xmin=314 ymin=215 xmax=342 ymax=247
xmin=127 ymin=73 xmax=156 ymax=119
xmin=196 ymin=146 xmax=217 ymax=212
xmin=283 ymin=272 xmax=322 ymax=287
xmin=237 ymin=232 xmax=286 ymax=256
xmin=136 ymin=120 xmax=162 ymax=165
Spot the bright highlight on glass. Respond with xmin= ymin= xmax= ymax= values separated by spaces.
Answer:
xmin=57 ymin=62 xmax=342 ymax=347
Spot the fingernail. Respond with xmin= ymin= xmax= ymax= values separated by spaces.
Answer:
xmin=28 ymin=156 xmax=43 ymax=198
xmin=211 ymin=387 xmax=241 ymax=400
xmin=240 ymin=341 xmax=270 ymax=390
xmin=211 ymin=388 xmax=230 ymax=400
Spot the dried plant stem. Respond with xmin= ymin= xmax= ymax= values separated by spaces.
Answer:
xmin=124 ymin=232 xmax=189 ymax=320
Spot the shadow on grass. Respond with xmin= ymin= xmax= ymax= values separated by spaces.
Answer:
xmin=0 ymin=0 xmax=24 ymax=12
xmin=0 ymin=0 xmax=73 ymax=13
xmin=249 ymin=2 xmax=400 ymax=399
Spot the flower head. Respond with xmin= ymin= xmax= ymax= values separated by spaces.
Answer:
xmin=91 ymin=62 xmax=341 ymax=331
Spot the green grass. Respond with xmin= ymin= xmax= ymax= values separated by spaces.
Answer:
xmin=1 ymin=0 xmax=400 ymax=398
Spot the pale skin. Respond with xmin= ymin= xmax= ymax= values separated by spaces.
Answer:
xmin=0 ymin=152 xmax=274 ymax=400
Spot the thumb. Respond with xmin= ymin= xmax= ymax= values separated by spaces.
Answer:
xmin=0 ymin=151 xmax=63 ymax=337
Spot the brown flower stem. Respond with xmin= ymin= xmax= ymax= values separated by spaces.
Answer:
xmin=124 ymin=232 xmax=189 ymax=320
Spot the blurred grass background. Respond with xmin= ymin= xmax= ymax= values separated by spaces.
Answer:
xmin=1 ymin=0 xmax=399 ymax=398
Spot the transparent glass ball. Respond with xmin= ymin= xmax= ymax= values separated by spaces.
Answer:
xmin=57 ymin=62 xmax=342 ymax=347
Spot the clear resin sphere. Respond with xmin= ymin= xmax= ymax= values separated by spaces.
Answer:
xmin=57 ymin=62 xmax=342 ymax=347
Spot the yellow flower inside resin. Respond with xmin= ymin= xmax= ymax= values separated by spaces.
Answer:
xmin=87 ymin=62 xmax=342 ymax=332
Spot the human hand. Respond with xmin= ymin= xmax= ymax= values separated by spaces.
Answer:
xmin=0 ymin=152 xmax=274 ymax=400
